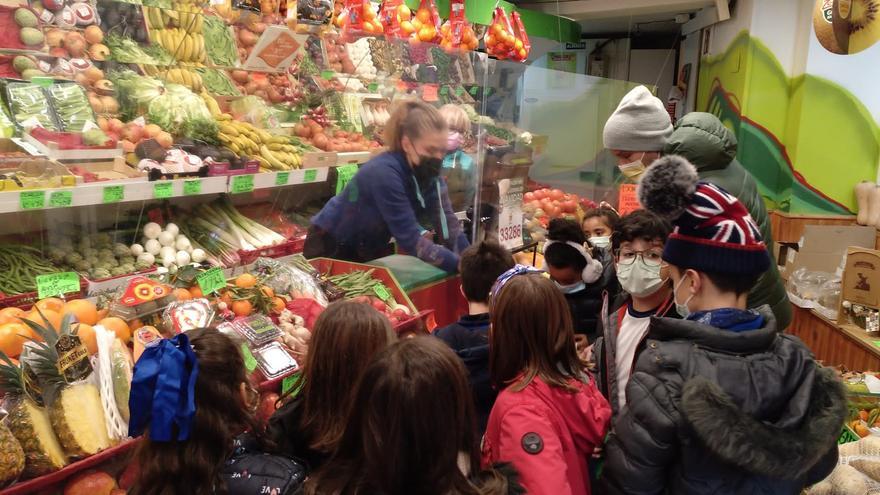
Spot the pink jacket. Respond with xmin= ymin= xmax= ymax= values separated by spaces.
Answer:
xmin=481 ymin=375 xmax=611 ymax=495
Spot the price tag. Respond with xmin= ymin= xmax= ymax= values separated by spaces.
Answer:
xmin=469 ymin=86 xmax=480 ymax=96
xmin=496 ymin=178 xmax=524 ymax=249
xmin=31 ymin=77 xmax=53 ymax=88
xmin=303 ymin=169 xmax=317 ymax=183
xmin=231 ymin=175 xmax=255 ymax=194
xmin=335 ymin=164 xmax=358 ymax=195
xmin=617 ymin=183 xmax=640 ymax=215
xmin=11 ymin=137 xmax=41 ymax=156
xmin=321 ymin=70 xmax=335 ymax=80
xmin=281 ymin=373 xmax=302 ymax=395
xmin=368 ymin=82 xmax=379 ymax=93
xmin=440 ymin=86 xmax=449 ymax=96
xmin=241 ymin=344 xmax=258 ymax=372
xmin=36 ymin=272 xmax=80 ymax=299
xmin=19 ymin=190 xmax=45 ymax=210
xmin=373 ymin=284 xmax=392 ymax=301
xmin=102 ymin=185 xmax=124 ymax=203
xmin=455 ymin=86 xmax=465 ymax=96
xmin=422 ymin=84 xmax=439 ymax=102
xmin=183 ymin=179 xmax=202 ymax=196
xmin=197 ymin=267 xmax=226 ymax=295
xmin=153 ymin=181 xmax=173 ymax=199
xmin=49 ymin=190 xmax=72 ymax=207
xmin=275 ymin=171 xmax=290 ymax=186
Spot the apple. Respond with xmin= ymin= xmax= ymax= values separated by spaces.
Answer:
xmin=257 ymin=393 xmax=280 ymax=423
xmin=63 ymin=470 xmax=116 ymax=495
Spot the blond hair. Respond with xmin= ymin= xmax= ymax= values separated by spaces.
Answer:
xmin=383 ymin=100 xmax=446 ymax=152
xmin=439 ymin=104 xmax=470 ymax=134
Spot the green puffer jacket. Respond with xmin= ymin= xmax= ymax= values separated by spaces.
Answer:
xmin=664 ymin=112 xmax=792 ymax=330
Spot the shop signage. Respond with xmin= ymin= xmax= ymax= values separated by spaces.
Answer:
xmin=497 ymin=178 xmax=524 ymax=249
xmin=618 ymin=184 xmax=640 ymax=215
xmin=242 ymin=25 xmax=308 ymax=72
xmin=19 ymin=190 xmax=45 ymax=210
xmin=183 ymin=179 xmax=202 ymax=196
xmin=36 ymin=272 xmax=80 ymax=299
xmin=153 ymin=181 xmax=173 ymax=199
xmin=303 ymin=169 xmax=318 ymax=183
xmin=49 ymin=190 xmax=72 ymax=207
xmin=102 ymin=185 xmax=124 ymax=204
xmin=565 ymin=42 xmax=587 ymax=50
xmin=231 ymin=175 xmax=255 ymax=194
xmin=197 ymin=267 xmax=226 ymax=295
xmin=276 ymin=172 xmax=290 ymax=186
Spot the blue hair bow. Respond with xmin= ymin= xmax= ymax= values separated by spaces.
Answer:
xmin=128 ymin=333 xmax=199 ymax=441
xmin=489 ymin=264 xmax=544 ymax=302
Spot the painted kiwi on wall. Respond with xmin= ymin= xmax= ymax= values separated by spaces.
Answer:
xmin=814 ymin=0 xmax=880 ymax=54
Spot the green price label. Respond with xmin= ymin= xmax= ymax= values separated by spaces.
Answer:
xmin=373 ymin=284 xmax=392 ymax=301
xmin=455 ymin=87 xmax=465 ymax=96
xmin=36 ymin=272 xmax=80 ymax=299
xmin=19 ymin=190 xmax=45 ymax=210
xmin=241 ymin=344 xmax=258 ymax=372
xmin=31 ymin=77 xmax=53 ymax=88
xmin=368 ymin=82 xmax=379 ymax=93
xmin=321 ymin=70 xmax=335 ymax=80
xmin=196 ymin=267 xmax=226 ymax=295
xmin=275 ymin=172 xmax=290 ymax=186
xmin=303 ymin=169 xmax=317 ymax=183
xmin=231 ymin=175 xmax=255 ymax=194
xmin=335 ymin=164 xmax=358 ymax=195
xmin=102 ymin=185 xmax=124 ymax=203
xmin=153 ymin=181 xmax=173 ymax=199
xmin=183 ymin=179 xmax=202 ymax=196
xmin=469 ymin=86 xmax=479 ymax=96
xmin=48 ymin=190 xmax=72 ymax=207
xmin=440 ymin=86 xmax=449 ymax=96
xmin=281 ymin=373 xmax=303 ymax=396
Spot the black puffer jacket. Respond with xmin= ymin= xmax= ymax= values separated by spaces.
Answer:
xmin=664 ymin=113 xmax=792 ymax=330
xmin=220 ymin=434 xmax=306 ymax=495
xmin=566 ymin=248 xmax=619 ymax=343
xmin=601 ymin=306 xmax=846 ymax=494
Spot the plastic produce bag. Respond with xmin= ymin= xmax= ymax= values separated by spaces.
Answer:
xmin=408 ymin=0 xmax=441 ymax=44
xmin=486 ymin=7 xmax=515 ymax=60
xmin=253 ymin=257 xmax=329 ymax=306
xmin=0 ymin=103 xmax=15 ymax=137
xmin=439 ymin=0 xmax=476 ymax=53
xmin=48 ymin=83 xmax=98 ymax=132
xmin=379 ymin=0 xmax=406 ymax=38
xmin=339 ymin=0 xmax=383 ymax=41
xmin=6 ymin=82 xmax=59 ymax=130
xmin=509 ymin=11 xmax=530 ymax=62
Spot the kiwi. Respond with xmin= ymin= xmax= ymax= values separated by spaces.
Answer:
xmin=832 ymin=0 xmax=880 ymax=54
xmin=814 ymin=0 xmax=846 ymax=54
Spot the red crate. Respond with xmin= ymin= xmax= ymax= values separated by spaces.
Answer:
xmin=0 ymin=440 xmax=137 ymax=495
xmin=237 ymin=237 xmax=306 ymax=266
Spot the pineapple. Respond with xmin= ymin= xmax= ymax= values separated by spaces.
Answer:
xmin=0 ymin=411 xmax=25 ymax=487
xmin=21 ymin=312 xmax=111 ymax=458
xmin=0 ymin=352 xmax=67 ymax=478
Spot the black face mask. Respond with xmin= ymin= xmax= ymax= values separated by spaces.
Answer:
xmin=412 ymin=155 xmax=443 ymax=187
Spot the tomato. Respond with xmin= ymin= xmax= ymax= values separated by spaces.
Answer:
xmin=561 ymin=200 xmax=577 ymax=213
xmin=372 ymin=299 xmax=388 ymax=312
xmin=524 ymin=192 xmax=535 ymax=202
xmin=550 ymin=189 xmax=564 ymax=201
xmin=540 ymin=199 xmax=554 ymax=212
xmin=528 ymin=200 xmax=542 ymax=211
xmin=547 ymin=206 xmax=561 ymax=218
xmin=533 ymin=189 xmax=546 ymax=200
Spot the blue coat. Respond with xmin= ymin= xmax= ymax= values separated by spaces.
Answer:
xmin=311 ymin=151 xmax=468 ymax=273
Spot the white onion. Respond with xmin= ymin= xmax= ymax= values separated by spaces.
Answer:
xmin=176 ymin=250 xmax=191 ymax=266
xmin=130 ymin=244 xmax=144 ymax=256
xmin=144 ymin=222 xmax=162 ymax=239
xmin=137 ymin=253 xmax=155 ymax=265
xmin=162 ymin=254 xmax=175 ymax=267
xmin=191 ymin=248 xmax=206 ymax=263
xmin=158 ymin=231 xmax=175 ymax=247
xmin=145 ymin=239 xmax=162 ymax=255
xmin=165 ymin=222 xmax=180 ymax=237
xmin=160 ymin=246 xmax=176 ymax=259
xmin=175 ymin=237 xmax=191 ymax=251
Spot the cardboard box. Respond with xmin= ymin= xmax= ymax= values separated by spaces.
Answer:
xmin=302 ymin=152 xmax=337 ymax=168
xmin=783 ymin=225 xmax=876 ymax=278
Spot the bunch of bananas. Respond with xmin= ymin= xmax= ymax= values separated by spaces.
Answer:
xmin=145 ymin=5 xmax=206 ymax=63
xmin=216 ymin=115 xmax=303 ymax=170
xmin=142 ymin=65 xmax=204 ymax=92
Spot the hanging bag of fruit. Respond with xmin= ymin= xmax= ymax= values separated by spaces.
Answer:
xmin=486 ymin=7 xmax=515 ymax=60
xmin=509 ymin=11 xmax=531 ymax=62
xmin=439 ymin=0 xmax=476 ymax=52
xmin=408 ymin=0 xmax=442 ymax=45
xmin=379 ymin=0 xmax=407 ymax=39
xmin=339 ymin=0 xmax=383 ymax=41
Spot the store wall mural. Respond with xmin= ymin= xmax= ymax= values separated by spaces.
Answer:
xmin=696 ymin=0 xmax=880 ymax=215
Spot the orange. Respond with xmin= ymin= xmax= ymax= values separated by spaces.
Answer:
xmin=400 ymin=20 xmax=415 ymax=33
xmin=98 ymin=317 xmax=132 ymax=344
xmin=219 ymin=291 xmax=233 ymax=308
xmin=0 ymin=307 xmax=25 ymax=325
xmin=96 ymin=308 xmax=110 ymax=321
xmin=271 ymin=297 xmax=286 ymax=314
xmin=260 ymin=286 xmax=275 ymax=299
xmin=24 ymin=309 xmax=62 ymax=336
xmin=34 ymin=297 xmax=65 ymax=313
xmin=63 ymin=299 xmax=98 ymax=325
xmin=189 ymin=286 xmax=203 ymax=298
xmin=0 ymin=322 xmax=29 ymax=357
xmin=173 ymin=288 xmax=193 ymax=301
xmin=231 ymin=300 xmax=253 ymax=317
xmin=75 ymin=323 xmax=97 ymax=355
xmin=363 ymin=6 xmax=376 ymax=20
xmin=416 ymin=8 xmax=431 ymax=24
xmin=235 ymin=273 xmax=257 ymax=289
xmin=396 ymin=4 xmax=411 ymax=21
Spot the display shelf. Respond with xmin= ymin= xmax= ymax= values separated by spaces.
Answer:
xmin=22 ymin=133 xmax=124 ymax=161
xmin=241 ymin=167 xmax=330 ymax=192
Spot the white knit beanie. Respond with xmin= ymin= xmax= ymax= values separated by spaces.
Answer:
xmin=603 ymin=85 xmax=673 ymax=152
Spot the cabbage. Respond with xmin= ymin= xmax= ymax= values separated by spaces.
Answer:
xmin=110 ymin=70 xmax=166 ymax=121
xmin=147 ymin=84 xmax=216 ymax=142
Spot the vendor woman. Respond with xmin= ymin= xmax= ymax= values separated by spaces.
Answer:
xmin=304 ymin=100 xmax=469 ymax=273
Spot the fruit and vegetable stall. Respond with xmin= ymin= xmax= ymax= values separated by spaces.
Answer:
xmin=0 ymin=0 xmax=555 ymax=490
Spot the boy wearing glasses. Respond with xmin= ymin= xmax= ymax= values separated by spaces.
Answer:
xmin=593 ymin=209 xmax=676 ymax=415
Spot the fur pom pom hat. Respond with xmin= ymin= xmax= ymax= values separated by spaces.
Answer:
xmin=637 ymin=155 xmax=770 ymax=275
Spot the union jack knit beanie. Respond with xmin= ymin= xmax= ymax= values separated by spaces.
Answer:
xmin=637 ymin=155 xmax=770 ymax=275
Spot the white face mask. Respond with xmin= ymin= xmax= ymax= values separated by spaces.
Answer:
xmin=555 ymin=280 xmax=586 ymax=294
xmin=618 ymin=153 xmax=647 ymax=180
xmin=673 ymin=273 xmax=694 ymax=318
xmin=589 ymin=236 xmax=611 ymax=249
xmin=617 ymin=258 xmax=665 ymax=298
